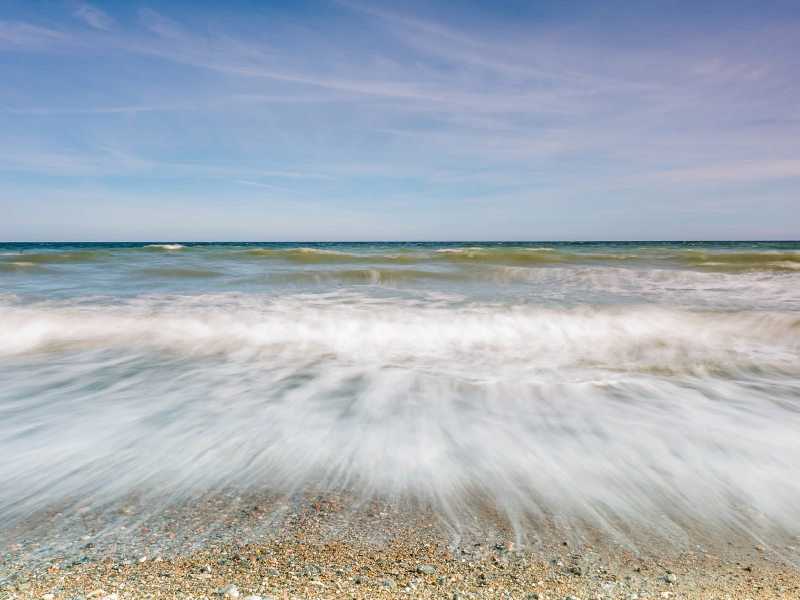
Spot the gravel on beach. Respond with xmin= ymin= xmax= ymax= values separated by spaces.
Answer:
xmin=2 ymin=493 xmax=799 ymax=600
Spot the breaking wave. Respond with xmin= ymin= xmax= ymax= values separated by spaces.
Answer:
xmin=144 ymin=244 xmax=184 ymax=250
xmin=2 ymin=241 xmax=800 ymax=546
xmin=0 ymin=292 xmax=799 ymax=540
xmin=3 ymin=242 xmax=799 ymax=271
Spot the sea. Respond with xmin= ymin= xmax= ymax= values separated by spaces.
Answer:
xmin=2 ymin=241 xmax=800 ymax=543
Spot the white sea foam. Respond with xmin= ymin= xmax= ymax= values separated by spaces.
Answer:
xmin=0 ymin=291 xmax=799 ymax=539
xmin=435 ymin=247 xmax=484 ymax=253
xmin=2 ymin=242 xmax=800 ymax=544
xmin=487 ymin=266 xmax=800 ymax=310
xmin=294 ymin=247 xmax=352 ymax=255
xmin=0 ymin=293 xmax=797 ymax=365
xmin=145 ymin=244 xmax=183 ymax=250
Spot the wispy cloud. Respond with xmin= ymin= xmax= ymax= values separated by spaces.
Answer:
xmin=234 ymin=180 xmax=306 ymax=194
xmin=73 ymin=4 xmax=113 ymax=30
xmin=1 ymin=0 xmax=799 ymax=238
xmin=634 ymin=160 xmax=800 ymax=185
xmin=137 ymin=7 xmax=186 ymax=40
xmin=0 ymin=21 xmax=71 ymax=48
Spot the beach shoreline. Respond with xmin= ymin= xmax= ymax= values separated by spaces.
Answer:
xmin=3 ymin=242 xmax=800 ymax=598
xmin=3 ymin=493 xmax=799 ymax=600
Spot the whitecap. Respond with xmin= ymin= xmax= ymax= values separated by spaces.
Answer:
xmin=144 ymin=244 xmax=183 ymax=250
xmin=293 ymin=247 xmax=352 ymax=255
xmin=435 ymin=247 xmax=484 ymax=253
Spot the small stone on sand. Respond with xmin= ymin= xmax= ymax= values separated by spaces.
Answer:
xmin=418 ymin=564 xmax=436 ymax=576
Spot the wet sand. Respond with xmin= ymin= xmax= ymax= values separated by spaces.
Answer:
xmin=2 ymin=493 xmax=799 ymax=600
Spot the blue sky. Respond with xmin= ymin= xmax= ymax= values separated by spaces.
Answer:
xmin=1 ymin=0 xmax=799 ymax=240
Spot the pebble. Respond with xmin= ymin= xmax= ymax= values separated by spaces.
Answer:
xmin=6 ymin=502 xmax=800 ymax=600
xmin=418 ymin=564 xmax=436 ymax=576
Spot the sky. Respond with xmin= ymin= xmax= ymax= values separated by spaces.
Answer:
xmin=1 ymin=0 xmax=799 ymax=241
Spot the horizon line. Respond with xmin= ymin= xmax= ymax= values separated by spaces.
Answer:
xmin=1 ymin=240 xmax=799 ymax=244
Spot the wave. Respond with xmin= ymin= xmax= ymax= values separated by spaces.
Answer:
xmin=2 ymin=243 xmax=800 ymax=272
xmin=2 ymin=245 xmax=800 ymax=544
xmin=0 ymin=293 xmax=799 ymax=540
xmin=137 ymin=268 xmax=224 ymax=278
xmin=250 ymin=268 xmax=467 ymax=286
xmin=242 ymin=247 xmax=388 ymax=263
xmin=206 ymin=266 xmax=800 ymax=311
xmin=144 ymin=244 xmax=184 ymax=250
xmin=294 ymin=247 xmax=351 ymax=255
xmin=0 ymin=293 xmax=797 ymax=370
xmin=0 ymin=262 xmax=52 ymax=273
xmin=0 ymin=250 xmax=105 ymax=264
xmin=435 ymin=246 xmax=486 ymax=254
xmin=220 ymin=245 xmax=800 ymax=271
xmin=488 ymin=266 xmax=800 ymax=309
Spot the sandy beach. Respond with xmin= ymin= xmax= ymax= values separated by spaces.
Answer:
xmin=3 ymin=491 xmax=799 ymax=600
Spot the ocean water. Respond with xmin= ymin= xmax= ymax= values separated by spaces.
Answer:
xmin=2 ymin=242 xmax=800 ymax=542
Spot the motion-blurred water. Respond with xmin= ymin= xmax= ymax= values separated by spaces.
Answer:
xmin=2 ymin=242 xmax=800 ymax=539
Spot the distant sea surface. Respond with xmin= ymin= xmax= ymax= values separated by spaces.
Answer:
xmin=2 ymin=242 xmax=800 ymax=538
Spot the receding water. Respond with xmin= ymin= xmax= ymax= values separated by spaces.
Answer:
xmin=2 ymin=242 xmax=800 ymax=542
